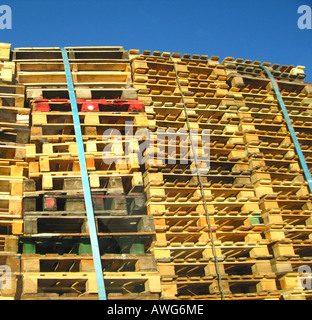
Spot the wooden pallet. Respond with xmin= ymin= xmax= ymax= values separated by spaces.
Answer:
xmin=145 ymin=104 xmax=243 ymax=124
xmin=0 ymin=144 xmax=25 ymax=163
xmin=24 ymin=171 xmax=143 ymax=194
xmin=24 ymin=192 xmax=146 ymax=215
xmin=0 ymin=196 xmax=23 ymax=216
xmin=31 ymin=111 xmax=148 ymax=126
xmin=18 ymin=253 xmax=160 ymax=299
xmin=223 ymin=57 xmax=306 ymax=82
xmin=0 ymin=108 xmax=29 ymax=126
xmin=19 ymin=235 xmax=154 ymax=255
xmin=17 ymin=61 xmax=131 ymax=73
xmin=0 ymin=61 xmax=15 ymax=83
xmin=0 ymin=252 xmax=20 ymax=298
xmin=0 ymin=143 xmax=27 ymax=162
xmin=0 ymin=127 xmax=30 ymax=144
xmin=13 ymin=46 xmax=130 ymax=62
xmin=29 ymin=112 xmax=148 ymax=143
xmin=26 ymin=140 xmax=141 ymax=160
xmin=23 ymin=214 xmax=155 ymax=236
xmin=17 ymin=69 xmax=132 ymax=86
xmin=0 ymin=235 xmax=18 ymax=252
xmin=25 ymin=171 xmax=143 ymax=194
xmin=20 ymin=253 xmax=157 ymax=273
xmin=0 ymin=43 xmax=11 ymax=61
xmin=0 ymin=218 xmax=23 ymax=235
xmin=160 ymin=274 xmax=278 ymax=299
xmin=277 ymin=273 xmax=312 ymax=300
xmin=27 ymin=169 xmax=143 ymax=191
xmin=0 ymin=84 xmax=25 ymax=108
xmin=26 ymin=86 xmax=138 ymax=101
xmin=27 ymin=144 xmax=141 ymax=165
xmin=19 ymin=271 xmax=160 ymax=300
xmin=0 ymin=165 xmax=27 ymax=205
xmin=177 ymin=291 xmax=281 ymax=300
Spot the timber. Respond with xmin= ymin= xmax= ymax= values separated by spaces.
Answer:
xmin=0 ymin=44 xmax=311 ymax=300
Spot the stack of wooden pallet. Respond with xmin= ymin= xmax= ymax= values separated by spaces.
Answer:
xmin=223 ymin=57 xmax=312 ymax=300
xmin=12 ymin=46 xmax=161 ymax=300
xmin=0 ymin=43 xmax=27 ymax=300
xmin=130 ymin=49 xmax=312 ymax=300
xmin=1 ymin=44 xmax=311 ymax=301
xmin=13 ymin=46 xmax=137 ymax=101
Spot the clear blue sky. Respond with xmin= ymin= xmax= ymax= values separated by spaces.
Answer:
xmin=2 ymin=0 xmax=312 ymax=82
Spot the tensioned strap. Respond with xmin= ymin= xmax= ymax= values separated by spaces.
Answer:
xmin=261 ymin=65 xmax=312 ymax=193
xmin=61 ymin=47 xmax=107 ymax=300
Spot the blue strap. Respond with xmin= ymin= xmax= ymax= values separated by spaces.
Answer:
xmin=261 ymin=65 xmax=312 ymax=192
xmin=61 ymin=48 xmax=107 ymax=300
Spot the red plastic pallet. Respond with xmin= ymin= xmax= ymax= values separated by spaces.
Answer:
xmin=32 ymin=99 xmax=145 ymax=113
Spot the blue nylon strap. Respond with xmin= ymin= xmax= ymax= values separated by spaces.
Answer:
xmin=61 ymin=47 xmax=107 ymax=300
xmin=261 ymin=65 xmax=312 ymax=192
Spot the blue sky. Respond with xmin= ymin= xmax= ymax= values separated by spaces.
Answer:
xmin=1 ymin=0 xmax=312 ymax=82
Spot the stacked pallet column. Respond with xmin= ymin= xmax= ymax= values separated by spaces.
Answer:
xmin=271 ymin=65 xmax=312 ymax=300
xmin=13 ymin=47 xmax=160 ymax=300
xmin=0 ymin=43 xmax=28 ymax=299
xmin=223 ymin=57 xmax=312 ymax=300
xmin=130 ymin=50 xmax=281 ymax=300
